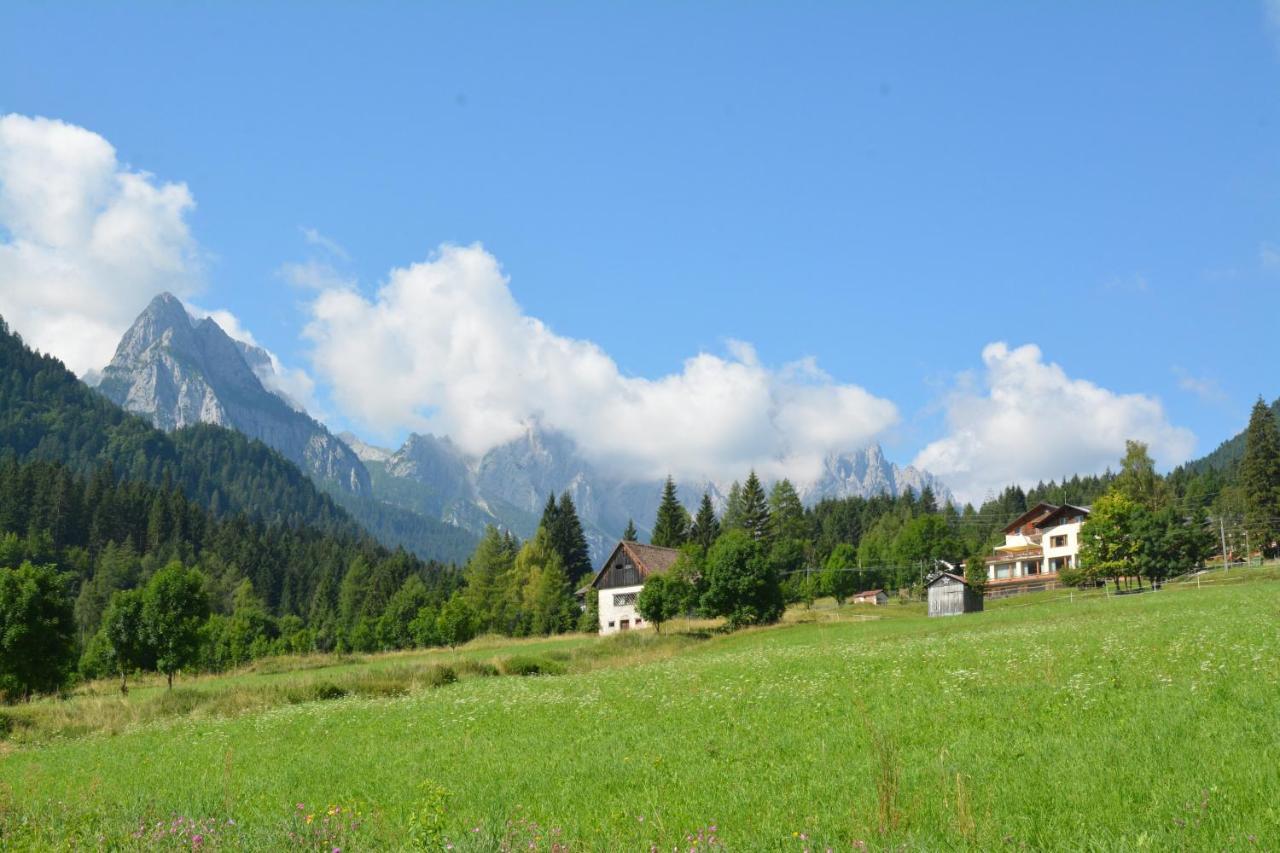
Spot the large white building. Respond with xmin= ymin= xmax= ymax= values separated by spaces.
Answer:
xmin=985 ymin=502 xmax=1091 ymax=587
xmin=584 ymin=540 xmax=682 ymax=635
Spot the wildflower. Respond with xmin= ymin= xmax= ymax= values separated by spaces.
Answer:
xmin=306 ymin=814 xmax=315 ymax=824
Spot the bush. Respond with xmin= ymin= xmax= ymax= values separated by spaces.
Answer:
xmin=422 ymin=665 xmax=457 ymax=688
xmin=454 ymin=659 xmax=499 ymax=678
xmin=497 ymin=655 xmax=566 ymax=677
xmin=311 ymin=681 xmax=348 ymax=701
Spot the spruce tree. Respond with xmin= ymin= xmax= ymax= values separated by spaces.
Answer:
xmin=544 ymin=492 xmax=592 ymax=583
xmin=767 ymin=479 xmax=807 ymax=542
xmin=690 ymin=491 xmax=720 ymax=549
xmin=1241 ymin=397 xmax=1280 ymax=556
xmin=919 ymin=485 xmax=938 ymax=514
xmin=721 ymin=481 xmax=744 ymax=531
xmin=651 ymin=477 xmax=689 ymax=548
xmin=740 ymin=471 xmax=771 ymax=543
xmin=622 ymin=518 xmax=638 ymax=542
xmin=538 ymin=493 xmax=560 ymax=534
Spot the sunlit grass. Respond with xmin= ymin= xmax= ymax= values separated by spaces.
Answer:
xmin=1 ymin=575 xmax=1277 ymax=849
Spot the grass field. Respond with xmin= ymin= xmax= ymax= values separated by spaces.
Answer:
xmin=1 ymin=568 xmax=1277 ymax=850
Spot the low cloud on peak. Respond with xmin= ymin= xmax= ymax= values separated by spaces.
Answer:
xmin=302 ymin=242 xmax=901 ymax=484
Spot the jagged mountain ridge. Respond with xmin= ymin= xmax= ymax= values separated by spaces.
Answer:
xmin=352 ymin=422 xmax=952 ymax=563
xmin=97 ymin=293 xmax=370 ymax=495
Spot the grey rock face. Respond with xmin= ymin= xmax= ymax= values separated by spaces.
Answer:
xmin=799 ymin=445 xmax=954 ymax=506
xmin=338 ymin=431 xmax=393 ymax=464
xmin=365 ymin=420 xmax=951 ymax=564
xmin=98 ymin=293 xmax=371 ymax=495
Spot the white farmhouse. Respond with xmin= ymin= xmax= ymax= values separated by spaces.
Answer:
xmin=985 ymin=502 xmax=1090 ymax=588
xmin=584 ymin=540 xmax=682 ymax=635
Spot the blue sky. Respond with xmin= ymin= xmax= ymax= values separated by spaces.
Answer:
xmin=2 ymin=2 xmax=1278 ymax=501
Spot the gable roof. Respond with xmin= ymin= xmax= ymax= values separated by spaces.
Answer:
xmin=1002 ymin=502 xmax=1059 ymax=534
xmin=587 ymin=540 xmax=683 ymax=590
xmin=854 ymin=589 xmax=885 ymax=598
xmin=925 ymin=571 xmax=971 ymax=588
xmin=1034 ymin=503 xmax=1091 ymax=528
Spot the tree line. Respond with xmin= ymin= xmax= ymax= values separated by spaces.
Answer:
xmin=1063 ymin=398 xmax=1280 ymax=590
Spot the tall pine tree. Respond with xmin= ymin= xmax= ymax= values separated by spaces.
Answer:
xmin=651 ymin=477 xmax=689 ymax=548
xmin=1241 ymin=398 xmax=1280 ymax=556
xmin=622 ymin=518 xmax=638 ymax=541
xmin=545 ymin=492 xmax=593 ymax=583
xmin=767 ymin=479 xmax=807 ymax=542
xmin=690 ymin=492 xmax=720 ymax=550
xmin=740 ymin=471 xmax=771 ymax=543
xmin=721 ymin=481 xmax=745 ymax=531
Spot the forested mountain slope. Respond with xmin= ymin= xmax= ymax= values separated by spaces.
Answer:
xmin=0 ymin=315 xmax=474 ymax=563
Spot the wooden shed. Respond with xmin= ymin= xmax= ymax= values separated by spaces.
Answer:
xmin=852 ymin=589 xmax=888 ymax=606
xmin=926 ymin=571 xmax=983 ymax=617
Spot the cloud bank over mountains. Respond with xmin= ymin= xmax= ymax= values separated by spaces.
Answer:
xmin=302 ymin=243 xmax=901 ymax=484
xmin=0 ymin=114 xmax=202 ymax=376
xmin=0 ymin=114 xmax=1200 ymax=499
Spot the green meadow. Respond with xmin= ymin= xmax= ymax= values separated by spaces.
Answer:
xmin=1 ymin=569 xmax=1277 ymax=851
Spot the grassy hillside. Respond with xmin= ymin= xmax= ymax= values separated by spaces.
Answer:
xmin=1 ymin=570 xmax=1277 ymax=849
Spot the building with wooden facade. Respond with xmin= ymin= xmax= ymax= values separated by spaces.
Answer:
xmin=926 ymin=571 xmax=983 ymax=617
xmin=584 ymin=540 xmax=682 ymax=634
xmin=984 ymin=502 xmax=1090 ymax=593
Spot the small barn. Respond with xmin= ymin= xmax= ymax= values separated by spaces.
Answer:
xmin=925 ymin=571 xmax=983 ymax=617
xmin=852 ymin=589 xmax=888 ymax=606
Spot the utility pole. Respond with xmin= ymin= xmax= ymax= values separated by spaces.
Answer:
xmin=1220 ymin=516 xmax=1229 ymax=575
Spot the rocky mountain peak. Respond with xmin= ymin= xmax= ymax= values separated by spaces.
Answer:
xmin=97 ymin=294 xmax=370 ymax=495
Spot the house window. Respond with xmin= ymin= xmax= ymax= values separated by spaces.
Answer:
xmin=613 ymin=592 xmax=637 ymax=607
xmin=607 ymin=621 xmax=615 ymax=628
xmin=1051 ymin=535 xmax=1068 ymax=548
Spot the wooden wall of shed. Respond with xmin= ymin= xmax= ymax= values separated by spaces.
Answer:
xmin=927 ymin=576 xmax=982 ymax=617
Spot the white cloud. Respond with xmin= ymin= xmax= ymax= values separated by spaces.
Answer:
xmin=0 ymin=114 xmax=201 ymax=375
xmin=913 ymin=342 xmax=1196 ymax=504
xmin=300 ymin=226 xmax=349 ymax=260
xmin=1173 ymin=366 xmax=1226 ymax=404
xmin=279 ymin=259 xmax=353 ymax=291
xmin=303 ymin=242 xmax=899 ymax=482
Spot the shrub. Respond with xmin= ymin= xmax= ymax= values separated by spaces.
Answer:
xmin=311 ymin=681 xmax=348 ymax=701
xmin=422 ymin=665 xmax=457 ymax=688
xmin=497 ymin=655 xmax=565 ymax=677
xmin=454 ymin=659 xmax=499 ymax=678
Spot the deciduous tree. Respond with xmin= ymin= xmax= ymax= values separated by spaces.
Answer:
xmin=701 ymin=529 xmax=784 ymax=628
xmin=0 ymin=561 xmax=76 ymax=700
xmin=141 ymin=561 xmax=209 ymax=689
